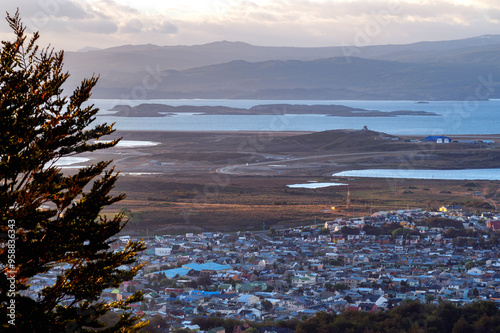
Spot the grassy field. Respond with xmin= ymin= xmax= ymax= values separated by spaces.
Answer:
xmin=101 ymin=175 xmax=499 ymax=235
xmin=86 ymin=130 xmax=500 ymax=235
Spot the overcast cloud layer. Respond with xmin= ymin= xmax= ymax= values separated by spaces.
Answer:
xmin=1 ymin=0 xmax=499 ymax=51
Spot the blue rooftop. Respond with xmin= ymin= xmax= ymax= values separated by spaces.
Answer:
xmin=182 ymin=262 xmax=232 ymax=271
xmin=159 ymin=267 xmax=190 ymax=278
xmin=424 ymin=135 xmax=451 ymax=141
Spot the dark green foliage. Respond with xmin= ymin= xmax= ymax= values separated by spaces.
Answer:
xmin=319 ymin=228 xmax=330 ymax=235
xmin=332 ymin=283 xmax=348 ymax=291
xmin=391 ymin=227 xmax=421 ymax=238
xmin=261 ymin=299 xmax=273 ymax=312
xmin=294 ymin=301 xmax=500 ymax=333
xmin=339 ymin=226 xmax=359 ymax=236
xmin=381 ymin=222 xmax=401 ymax=233
xmin=0 ymin=12 xmax=146 ymax=331
xmin=362 ymin=224 xmax=384 ymax=236
xmin=191 ymin=317 xmax=243 ymax=332
xmin=418 ymin=217 xmax=465 ymax=229
xmin=184 ymin=301 xmax=500 ymax=333
xmin=444 ymin=228 xmax=468 ymax=238
xmin=141 ymin=315 xmax=168 ymax=333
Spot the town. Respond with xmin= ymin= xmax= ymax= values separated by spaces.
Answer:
xmin=24 ymin=206 xmax=500 ymax=332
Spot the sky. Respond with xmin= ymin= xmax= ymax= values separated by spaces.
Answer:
xmin=1 ymin=0 xmax=499 ymax=51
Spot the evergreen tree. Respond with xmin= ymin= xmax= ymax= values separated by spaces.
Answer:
xmin=261 ymin=299 xmax=273 ymax=312
xmin=0 ymin=12 xmax=147 ymax=331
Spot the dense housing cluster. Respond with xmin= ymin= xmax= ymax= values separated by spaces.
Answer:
xmin=24 ymin=207 xmax=500 ymax=331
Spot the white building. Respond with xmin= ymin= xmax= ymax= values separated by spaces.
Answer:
xmin=155 ymin=247 xmax=172 ymax=256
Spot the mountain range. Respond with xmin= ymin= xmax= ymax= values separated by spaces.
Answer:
xmin=64 ymin=35 xmax=500 ymax=100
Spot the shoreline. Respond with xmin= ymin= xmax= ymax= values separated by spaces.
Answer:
xmin=76 ymin=128 xmax=500 ymax=234
xmin=108 ymin=129 xmax=500 ymax=140
xmin=96 ymin=129 xmax=500 ymax=176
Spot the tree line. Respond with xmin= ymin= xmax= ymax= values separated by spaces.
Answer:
xmin=176 ymin=300 xmax=500 ymax=333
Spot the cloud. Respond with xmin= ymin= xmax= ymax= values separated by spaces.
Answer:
xmin=153 ymin=21 xmax=179 ymax=34
xmin=56 ymin=1 xmax=91 ymax=19
xmin=0 ymin=0 xmax=121 ymax=34
xmin=2 ymin=0 xmax=500 ymax=51
xmin=71 ymin=19 xmax=119 ymax=34
xmin=2 ymin=0 xmax=89 ymax=20
xmin=120 ymin=19 xmax=144 ymax=34
xmin=170 ymin=0 xmax=500 ymax=46
xmin=189 ymin=0 xmax=500 ymax=31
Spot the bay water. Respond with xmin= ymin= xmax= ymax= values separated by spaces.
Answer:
xmin=90 ymin=99 xmax=500 ymax=135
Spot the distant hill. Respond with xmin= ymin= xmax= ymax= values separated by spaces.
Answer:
xmin=108 ymin=103 xmax=437 ymax=117
xmin=63 ymin=36 xmax=500 ymax=100
xmin=260 ymin=129 xmax=404 ymax=154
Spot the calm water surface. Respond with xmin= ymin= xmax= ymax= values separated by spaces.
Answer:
xmin=333 ymin=168 xmax=500 ymax=180
xmin=89 ymin=99 xmax=500 ymax=135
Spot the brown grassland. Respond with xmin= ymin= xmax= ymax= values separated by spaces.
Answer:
xmin=73 ymin=130 xmax=500 ymax=236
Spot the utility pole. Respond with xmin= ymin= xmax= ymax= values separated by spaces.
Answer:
xmin=346 ymin=186 xmax=351 ymax=208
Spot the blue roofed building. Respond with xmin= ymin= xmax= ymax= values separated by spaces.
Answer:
xmin=424 ymin=135 xmax=451 ymax=143
xmin=159 ymin=267 xmax=191 ymax=279
xmin=182 ymin=262 xmax=232 ymax=272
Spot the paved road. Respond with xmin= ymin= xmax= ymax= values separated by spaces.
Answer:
xmin=216 ymin=150 xmax=438 ymax=176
